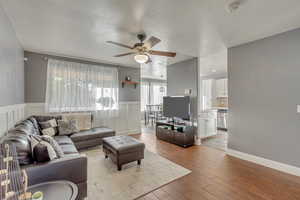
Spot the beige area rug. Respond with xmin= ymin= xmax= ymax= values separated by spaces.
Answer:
xmin=81 ymin=147 xmax=191 ymax=200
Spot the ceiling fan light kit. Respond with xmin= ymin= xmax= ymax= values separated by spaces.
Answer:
xmin=134 ymin=54 xmax=149 ymax=64
xmin=107 ymin=34 xmax=176 ymax=64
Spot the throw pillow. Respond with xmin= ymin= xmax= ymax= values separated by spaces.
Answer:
xmin=33 ymin=143 xmax=51 ymax=162
xmin=39 ymin=119 xmax=57 ymax=128
xmin=30 ymin=135 xmax=58 ymax=162
xmin=39 ymin=119 xmax=58 ymax=136
xmin=41 ymin=135 xmax=64 ymax=158
xmin=57 ymin=119 xmax=79 ymax=136
xmin=41 ymin=127 xmax=56 ymax=137
xmin=30 ymin=135 xmax=41 ymax=154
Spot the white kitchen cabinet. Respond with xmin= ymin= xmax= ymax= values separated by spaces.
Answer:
xmin=216 ymin=78 xmax=228 ymax=97
xmin=199 ymin=110 xmax=217 ymax=139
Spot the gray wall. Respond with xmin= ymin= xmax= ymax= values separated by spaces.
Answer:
xmin=167 ymin=58 xmax=198 ymax=120
xmin=0 ymin=5 xmax=24 ymax=106
xmin=228 ymin=28 xmax=300 ymax=167
xmin=119 ymin=67 xmax=140 ymax=102
xmin=24 ymin=51 xmax=140 ymax=103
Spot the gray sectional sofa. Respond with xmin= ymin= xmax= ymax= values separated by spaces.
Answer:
xmin=0 ymin=115 xmax=115 ymax=200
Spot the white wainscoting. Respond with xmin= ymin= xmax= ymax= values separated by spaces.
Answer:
xmin=25 ymin=102 xmax=141 ymax=135
xmin=0 ymin=104 xmax=26 ymax=137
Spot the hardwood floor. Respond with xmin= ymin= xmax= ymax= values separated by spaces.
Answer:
xmin=132 ymin=133 xmax=300 ymax=200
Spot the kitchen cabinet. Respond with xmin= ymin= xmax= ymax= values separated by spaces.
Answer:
xmin=199 ymin=110 xmax=218 ymax=139
xmin=216 ymin=78 xmax=228 ymax=97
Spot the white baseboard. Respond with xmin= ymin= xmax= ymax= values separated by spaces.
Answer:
xmin=227 ymin=149 xmax=300 ymax=177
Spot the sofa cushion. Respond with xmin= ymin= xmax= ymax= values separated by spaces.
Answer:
xmin=60 ymin=144 xmax=78 ymax=155
xmin=54 ymin=136 xmax=74 ymax=145
xmin=73 ymin=138 xmax=103 ymax=150
xmin=70 ymin=127 xmax=115 ymax=142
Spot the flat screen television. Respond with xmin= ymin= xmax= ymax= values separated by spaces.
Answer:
xmin=163 ymin=96 xmax=190 ymax=120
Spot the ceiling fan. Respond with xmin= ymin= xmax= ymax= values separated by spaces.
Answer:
xmin=107 ymin=34 xmax=176 ymax=64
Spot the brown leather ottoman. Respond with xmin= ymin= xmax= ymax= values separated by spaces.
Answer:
xmin=102 ymin=136 xmax=145 ymax=171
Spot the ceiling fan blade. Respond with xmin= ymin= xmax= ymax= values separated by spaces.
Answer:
xmin=149 ymin=50 xmax=176 ymax=57
xmin=113 ymin=52 xmax=135 ymax=57
xmin=107 ymin=41 xmax=134 ymax=49
xmin=143 ymin=36 xmax=161 ymax=49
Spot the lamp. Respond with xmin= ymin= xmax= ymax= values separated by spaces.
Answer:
xmin=134 ymin=54 xmax=149 ymax=64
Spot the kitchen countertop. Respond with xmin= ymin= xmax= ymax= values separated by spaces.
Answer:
xmin=205 ymin=107 xmax=228 ymax=111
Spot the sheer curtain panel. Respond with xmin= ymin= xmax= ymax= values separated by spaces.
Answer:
xmin=150 ymin=82 xmax=167 ymax=105
xmin=46 ymin=59 xmax=119 ymax=115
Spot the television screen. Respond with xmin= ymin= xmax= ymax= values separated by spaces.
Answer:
xmin=163 ymin=96 xmax=190 ymax=120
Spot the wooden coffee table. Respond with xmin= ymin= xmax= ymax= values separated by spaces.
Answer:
xmin=27 ymin=181 xmax=78 ymax=200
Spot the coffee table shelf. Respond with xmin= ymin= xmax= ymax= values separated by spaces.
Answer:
xmin=28 ymin=181 xmax=78 ymax=200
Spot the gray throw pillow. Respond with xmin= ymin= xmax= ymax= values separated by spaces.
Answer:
xmin=41 ymin=135 xmax=64 ymax=158
xmin=30 ymin=135 xmax=58 ymax=161
xmin=58 ymin=119 xmax=79 ymax=136
xmin=41 ymin=128 xmax=56 ymax=137
xmin=39 ymin=119 xmax=58 ymax=136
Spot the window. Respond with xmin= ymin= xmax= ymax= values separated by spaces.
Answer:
xmin=46 ymin=59 xmax=118 ymax=112
xmin=151 ymin=82 xmax=167 ymax=105
xmin=141 ymin=81 xmax=167 ymax=111
xmin=141 ymin=82 xmax=150 ymax=111
xmin=202 ymin=79 xmax=213 ymax=110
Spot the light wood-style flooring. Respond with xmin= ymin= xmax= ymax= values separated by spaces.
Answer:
xmin=132 ymin=133 xmax=300 ymax=200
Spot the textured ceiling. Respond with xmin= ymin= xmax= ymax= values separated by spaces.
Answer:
xmin=1 ymin=0 xmax=300 ymax=70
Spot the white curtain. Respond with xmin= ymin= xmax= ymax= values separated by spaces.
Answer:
xmin=141 ymin=81 xmax=167 ymax=111
xmin=150 ymin=82 xmax=167 ymax=105
xmin=46 ymin=59 xmax=119 ymax=115
xmin=202 ymin=79 xmax=213 ymax=110
xmin=141 ymin=82 xmax=150 ymax=111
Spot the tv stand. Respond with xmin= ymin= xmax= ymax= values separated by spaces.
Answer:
xmin=156 ymin=120 xmax=195 ymax=148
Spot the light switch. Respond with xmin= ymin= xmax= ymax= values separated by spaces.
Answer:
xmin=297 ymin=105 xmax=300 ymax=113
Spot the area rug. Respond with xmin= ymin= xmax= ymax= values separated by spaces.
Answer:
xmin=81 ymin=147 xmax=191 ymax=200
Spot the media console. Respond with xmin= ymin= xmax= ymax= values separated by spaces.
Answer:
xmin=156 ymin=120 xmax=195 ymax=148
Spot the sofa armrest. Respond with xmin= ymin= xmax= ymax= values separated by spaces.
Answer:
xmin=23 ymin=154 xmax=87 ymax=186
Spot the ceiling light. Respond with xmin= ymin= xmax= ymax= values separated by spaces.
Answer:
xmin=134 ymin=54 xmax=149 ymax=64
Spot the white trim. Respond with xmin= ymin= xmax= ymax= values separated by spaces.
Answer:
xmin=0 ymin=104 xmax=26 ymax=113
xmin=227 ymin=149 xmax=300 ymax=177
xmin=0 ymin=104 xmax=26 ymax=137
xmin=119 ymin=101 xmax=140 ymax=105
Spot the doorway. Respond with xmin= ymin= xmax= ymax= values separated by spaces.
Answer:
xmin=198 ymin=51 xmax=228 ymax=151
